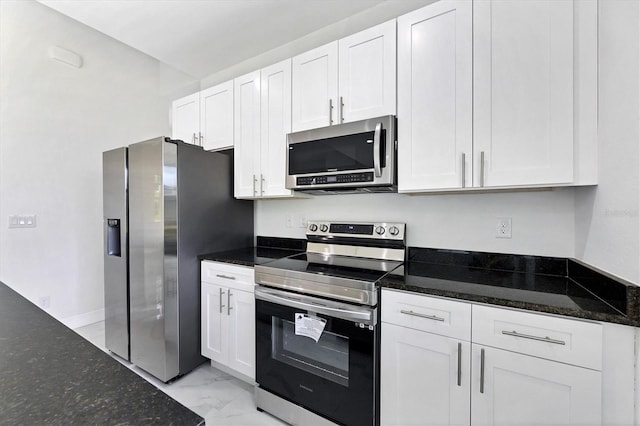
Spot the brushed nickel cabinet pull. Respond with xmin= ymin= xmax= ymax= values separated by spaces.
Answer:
xmin=480 ymin=348 xmax=485 ymax=394
xmin=252 ymin=174 xmax=257 ymax=196
xmin=329 ymin=99 xmax=334 ymax=125
xmin=219 ymin=288 xmax=225 ymax=314
xmin=260 ymin=174 xmax=265 ymax=196
xmin=227 ymin=290 xmax=232 ymax=316
xmin=192 ymin=133 xmax=197 ymax=145
xmin=501 ymin=330 xmax=566 ymax=345
xmin=480 ymin=151 xmax=485 ymax=187
xmin=400 ymin=309 xmax=445 ymax=322
xmin=461 ymin=153 xmax=466 ymax=188
xmin=457 ymin=342 xmax=462 ymax=386
xmin=340 ymin=96 xmax=344 ymax=124
xmin=199 ymin=131 xmax=203 ymax=146
xmin=216 ymin=274 xmax=236 ymax=280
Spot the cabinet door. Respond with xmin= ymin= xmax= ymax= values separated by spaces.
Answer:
xmin=338 ymin=19 xmax=396 ymax=123
xmin=201 ymin=283 xmax=227 ymax=364
xmin=291 ymin=42 xmax=338 ymax=132
xmin=260 ymin=59 xmax=293 ymax=198
xmin=200 ymin=81 xmax=233 ymax=151
xmin=381 ymin=323 xmax=470 ymax=426
xmin=226 ymin=288 xmax=255 ymax=380
xmin=172 ymin=92 xmax=200 ymax=145
xmin=471 ymin=345 xmax=602 ymax=426
xmin=397 ymin=0 xmax=472 ymax=191
xmin=473 ymin=0 xmax=574 ymax=187
xmin=233 ymin=70 xmax=261 ymax=198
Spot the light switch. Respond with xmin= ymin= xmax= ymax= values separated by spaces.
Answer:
xmin=9 ymin=214 xmax=37 ymax=228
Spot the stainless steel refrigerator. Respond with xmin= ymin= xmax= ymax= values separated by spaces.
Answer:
xmin=103 ymin=136 xmax=253 ymax=382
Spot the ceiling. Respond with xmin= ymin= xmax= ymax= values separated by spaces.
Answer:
xmin=38 ymin=0 xmax=386 ymax=80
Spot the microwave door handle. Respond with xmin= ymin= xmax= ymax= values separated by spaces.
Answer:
xmin=373 ymin=122 xmax=382 ymax=177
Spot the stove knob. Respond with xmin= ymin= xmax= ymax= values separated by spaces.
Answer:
xmin=309 ymin=224 xmax=318 ymax=232
xmin=389 ymin=226 xmax=400 ymax=236
xmin=320 ymin=224 xmax=329 ymax=232
xmin=375 ymin=226 xmax=385 ymax=235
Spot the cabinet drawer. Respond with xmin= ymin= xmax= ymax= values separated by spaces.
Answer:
xmin=472 ymin=304 xmax=602 ymax=370
xmin=382 ymin=289 xmax=471 ymax=341
xmin=201 ymin=261 xmax=254 ymax=292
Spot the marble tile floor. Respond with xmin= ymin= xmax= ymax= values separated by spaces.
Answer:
xmin=73 ymin=321 xmax=286 ymax=426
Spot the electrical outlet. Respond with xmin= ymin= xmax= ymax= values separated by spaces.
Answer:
xmin=496 ymin=217 xmax=512 ymax=239
xmin=285 ymin=215 xmax=293 ymax=228
xmin=299 ymin=215 xmax=308 ymax=228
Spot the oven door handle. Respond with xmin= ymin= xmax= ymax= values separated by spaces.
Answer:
xmin=255 ymin=287 xmax=375 ymax=325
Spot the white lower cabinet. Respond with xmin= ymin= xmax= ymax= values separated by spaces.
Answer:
xmin=381 ymin=289 xmax=472 ymax=426
xmin=201 ymin=261 xmax=255 ymax=381
xmin=381 ymin=323 xmax=470 ymax=426
xmin=471 ymin=344 xmax=601 ymax=426
xmin=381 ymin=289 xmax=606 ymax=426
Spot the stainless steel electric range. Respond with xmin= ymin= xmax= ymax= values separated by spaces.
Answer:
xmin=254 ymin=221 xmax=406 ymax=426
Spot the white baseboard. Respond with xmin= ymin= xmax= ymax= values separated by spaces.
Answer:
xmin=61 ymin=308 xmax=105 ymax=329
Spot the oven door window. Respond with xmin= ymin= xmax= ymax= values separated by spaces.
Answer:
xmin=272 ymin=317 xmax=349 ymax=386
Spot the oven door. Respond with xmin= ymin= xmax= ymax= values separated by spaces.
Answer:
xmin=255 ymin=286 xmax=377 ymax=426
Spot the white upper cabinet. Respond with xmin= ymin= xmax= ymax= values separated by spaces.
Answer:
xmin=234 ymin=60 xmax=296 ymax=199
xmin=260 ymin=60 xmax=293 ymax=198
xmin=473 ymin=0 xmax=575 ymax=187
xmin=172 ymin=82 xmax=234 ymax=150
xmin=171 ymin=92 xmax=200 ymax=145
xmin=200 ymin=81 xmax=234 ymax=151
xmin=292 ymin=19 xmax=396 ymax=132
xmin=292 ymin=42 xmax=338 ymax=132
xmin=233 ymin=70 xmax=261 ymax=198
xmin=397 ymin=0 xmax=472 ymax=191
xmin=338 ymin=19 xmax=397 ymax=123
xmin=398 ymin=0 xmax=597 ymax=192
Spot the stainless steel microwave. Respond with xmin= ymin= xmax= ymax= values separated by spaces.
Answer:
xmin=285 ymin=115 xmax=396 ymax=194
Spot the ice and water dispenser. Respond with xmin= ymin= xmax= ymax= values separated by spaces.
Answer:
xmin=106 ymin=219 xmax=121 ymax=257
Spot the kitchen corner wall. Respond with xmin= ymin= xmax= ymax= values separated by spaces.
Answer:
xmin=0 ymin=1 xmax=197 ymax=326
xmin=575 ymin=0 xmax=640 ymax=284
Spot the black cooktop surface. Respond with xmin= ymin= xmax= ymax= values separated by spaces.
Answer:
xmin=259 ymin=252 xmax=404 ymax=283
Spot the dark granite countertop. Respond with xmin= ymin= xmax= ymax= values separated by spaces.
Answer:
xmin=381 ymin=248 xmax=640 ymax=326
xmin=200 ymin=238 xmax=639 ymax=327
xmin=199 ymin=236 xmax=306 ymax=267
xmin=0 ymin=282 xmax=204 ymax=426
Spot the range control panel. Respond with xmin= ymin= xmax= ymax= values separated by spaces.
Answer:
xmin=306 ymin=221 xmax=405 ymax=241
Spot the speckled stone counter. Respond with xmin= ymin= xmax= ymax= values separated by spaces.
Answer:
xmin=0 ymin=282 xmax=204 ymax=425
xmin=380 ymin=248 xmax=640 ymax=326
xmin=199 ymin=236 xmax=306 ymax=267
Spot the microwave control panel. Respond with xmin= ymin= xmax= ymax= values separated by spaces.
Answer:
xmin=297 ymin=172 xmax=374 ymax=186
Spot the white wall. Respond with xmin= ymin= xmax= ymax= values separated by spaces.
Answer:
xmin=575 ymin=0 xmax=640 ymax=284
xmin=0 ymin=0 xmax=197 ymax=326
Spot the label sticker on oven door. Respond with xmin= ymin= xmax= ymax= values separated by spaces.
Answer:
xmin=294 ymin=313 xmax=327 ymax=342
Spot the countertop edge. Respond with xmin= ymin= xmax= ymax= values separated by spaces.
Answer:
xmin=380 ymin=280 xmax=635 ymax=327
